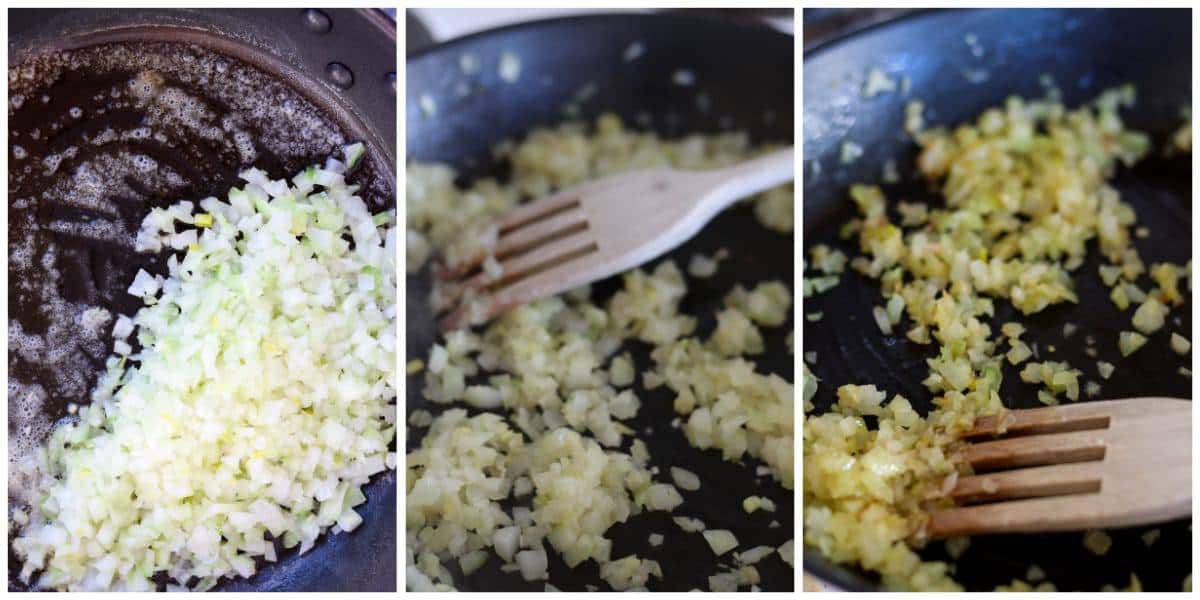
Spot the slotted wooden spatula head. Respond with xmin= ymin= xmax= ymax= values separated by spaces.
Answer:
xmin=925 ymin=397 xmax=1190 ymax=539
xmin=433 ymin=147 xmax=794 ymax=329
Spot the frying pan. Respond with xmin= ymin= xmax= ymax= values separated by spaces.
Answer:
xmin=802 ymin=8 xmax=1191 ymax=592
xmin=406 ymin=13 xmax=794 ymax=591
xmin=8 ymin=8 xmax=395 ymax=591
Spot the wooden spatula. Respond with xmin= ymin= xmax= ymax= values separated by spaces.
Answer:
xmin=926 ymin=397 xmax=1190 ymax=539
xmin=434 ymin=147 xmax=794 ymax=329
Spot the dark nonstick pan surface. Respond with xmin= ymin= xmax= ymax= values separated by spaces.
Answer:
xmin=8 ymin=8 xmax=395 ymax=592
xmin=802 ymin=8 xmax=1191 ymax=592
xmin=407 ymin=13 xmax=794 ymax=591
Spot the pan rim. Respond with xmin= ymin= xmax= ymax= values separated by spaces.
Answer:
xmin=801 ymin=7 xmax=942 ymax=60
xmin=405 ymin=11 xmax=793 ymax=66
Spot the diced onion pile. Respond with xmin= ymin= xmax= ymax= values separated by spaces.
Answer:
xmin=407 ymin=115 xmax=794 ymax=591
xmin=12 ymin=144 xmax=397 ymax=591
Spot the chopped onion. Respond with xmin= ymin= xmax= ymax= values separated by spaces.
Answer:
xmin=1170 ymin=332 xmax=1190 ymax=354
xmin=674 ymin=516 xmax=706 ymax=533
xmin=494 ymin=526 xmax=520 ymax=563
xmin=777 ymin=540 xmax=794 ymax=567
xmin=702 ymin=529 xmax=738 ymax=556
xmin=872 ymin=305 xmax=893 ymax=335
xmin=736 ymin=545 xmax=774 ymax=565
xmin=670 ymin=467 xmax=701 ymax=491
xmin=459 ymin=550 xmax=488 ymax=575
xmin=1083 ymin=529 xmax=1113 ymax=555
xmin=687 ymin=253 xmax=719 ymax=278
xmin=1131 ymin=297 xmax=1167 ymax=334
xmin=515 ymin=548 xmax=548 ymax=581
xmin=1119 ymin=330 xmax=1148 ymax=356
xmin=708 ymin=572 xmax=738 ymax=592
xmin=13 ymin=145 xmax=396 ymax=590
